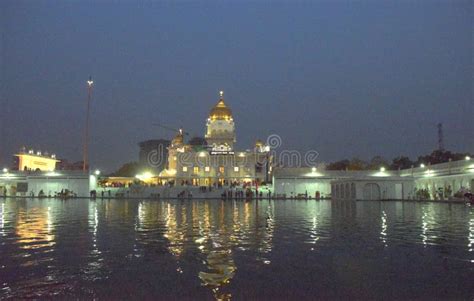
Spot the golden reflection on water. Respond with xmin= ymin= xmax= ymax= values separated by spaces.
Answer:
xmin=164 ymin=202 xmax=186 ymax=257
xmin=197 ymin=200 xmax=236 ymax=301
xmin=144 ymin=200 xmax=275 ymax=300
xmin=16 ymin=206 xmax=55 ymax=250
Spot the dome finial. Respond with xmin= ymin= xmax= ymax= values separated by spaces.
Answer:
xmin=219 ymin=90 xmax=224 ymax=98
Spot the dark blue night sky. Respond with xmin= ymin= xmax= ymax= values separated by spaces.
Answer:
xmin=1 ymin=1 xmax=472 ymax=171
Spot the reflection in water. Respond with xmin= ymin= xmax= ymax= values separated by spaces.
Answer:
xmin=380 ymin=210 xmax=387 ymax=247
xmin=16 ymin=206 xmax=55 ymax=250
xmin=1 ymin=199 xmax=473 ymax=300
xmin=421 ymin=207 xmax=428 ymax=245
xmin=197 ymin=201 xmax=236 ymax=301
xmin=420 ymin=205 xmax=438 ymax=246
xmin=198 ymin=232 xmax=236 ymax=300
xmin=310 ymin=204 xmax=320 ymax=250
xmin=306 ymin=202 xmax=331 ymax=249
xmin=89 ymin=202 xmax=98 ymax=241
xmin=83 ymin=201 xmax=104 ymax=280
xmin=469 ymin=210 xmax=474 ymax=252
xmin=261 ymin=202 xmax=274 ymax=262
xmin=191 ymin=200 xmax=275 ymax=300
xmin=1 ymin=202 xmax=5 ymax=237
xmin=164 ymin=202 xmax=185 ymax=257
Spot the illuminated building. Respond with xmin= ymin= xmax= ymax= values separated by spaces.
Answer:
xmin=15 ymin=148 xmax=60 ymax=171
xmin=160 ymin=91 xmax=271 ymax=186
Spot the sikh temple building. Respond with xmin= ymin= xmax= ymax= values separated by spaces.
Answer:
xmin=159 ymin=92 xmax=271 ymax=186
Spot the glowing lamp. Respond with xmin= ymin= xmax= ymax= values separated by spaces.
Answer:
xmin=136 ymin=172 xmax=153 ymax=181
xmin=45 ymin=172 xmax=60 ymax=177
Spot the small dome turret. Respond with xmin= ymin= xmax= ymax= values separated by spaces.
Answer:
xmin=171 ymin=129 xmax=184 ymax=147
xmin=255 ymin=139 xmax=264 ymax=148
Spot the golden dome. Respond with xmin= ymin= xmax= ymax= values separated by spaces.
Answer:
xmin=255 ymin=139 xmax=264 ymax=147
xmin=209 ymin=92 xmax=233 ymax=121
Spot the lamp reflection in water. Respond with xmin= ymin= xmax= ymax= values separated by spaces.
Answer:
xmin=309 ymin=203 xmax=320 ymax=250
xmin=468 ymin=210 xmax=474 ymax=252
xmin=257 ymin=202 xmax=274 ymax=264
xmin=421 ymin=208 xmax=428 ymax=246
xmin=306 ymin=202 xmax=332 ymax=250
xmin=89 ymin=202 xmax=99 ymax=243
xmin=133 ymin=201 xmax=146 ymax=258
xmin=420 ymin=205 xmax=438 ymax=246
xmin=83 ymin=200 xmax=105 ymax=280
xmin=1 ymin=202 xmax=5 ymax=237
xmin=380 ymin=210 xmax=388 ymax=247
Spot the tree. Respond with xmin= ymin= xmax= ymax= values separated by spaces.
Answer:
xmin=188 ymin=136 xmax=208 ymax=152
xmin=327 ymin=158 xmax=368 ymax=170
xmin=110 ymin=162 xmax=142 ymax=177
xmin=188 ymin=136 xmax=207 ymax=146
xmin=390 ymin=156 xmax=414 ymax=170
xmin=326 ymin=159 xmax=350 ymax=170
xmin=348 ymin=158 xmax=368 ymax=170
xmin=325 ymin=149 xmax=471 ymax=172
xmin=368 ymin=156 xmax=389 ymax=170
xmin=416 ymin=150 xmax=472 ymax=165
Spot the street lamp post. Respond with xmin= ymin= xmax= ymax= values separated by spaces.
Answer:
xmin=83 ymin=76 xmax=93 ymax=172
